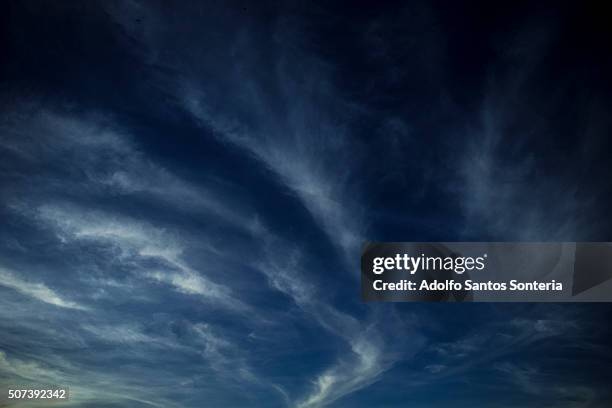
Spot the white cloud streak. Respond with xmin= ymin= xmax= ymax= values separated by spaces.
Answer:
xmin=31 ymin=204 xmax=244 ymax=311
xmin=106 ymin=0 xmax=365 ymax=261
xmin=0 ymin=108 xmax=262 ymax=236
xmin=184 ymin=91 xmax=363 ymax=259
xmin=0 ymin=266 xmax=86 ymax=310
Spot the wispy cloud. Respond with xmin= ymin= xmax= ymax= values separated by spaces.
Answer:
xmin=453 ymin=30 xmax=594 ymax=241
xmin=31 ymin=204 xmax=244 ymax=310
xmin=184 ymin=90 xmax=363 ymax=259
xmin=0 ymin=266 xmax=86 ymax=310
xmin=107 ymin=1 xmax=365 ymax=263
xmin=254 ymin=234 xmax=424 ymax=407
xmin=414 ymin=311 xmax=582 ymax=390
xmin=495 ymin=362 xmax=598 ymax=407
xmin=0 ymin=108 xmax=260 ymax=233
xmin=103 ymin=5 xmax=433 ymax=406
xmin=296 ymin=333 xmax=387 ymax=408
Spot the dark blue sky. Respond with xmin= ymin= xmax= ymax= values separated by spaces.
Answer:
xmin=1 ymin=1 xmax=612 ymax=407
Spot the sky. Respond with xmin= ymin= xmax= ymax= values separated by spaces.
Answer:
xmin=1 ymin=1 xmax=612 ymax=407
